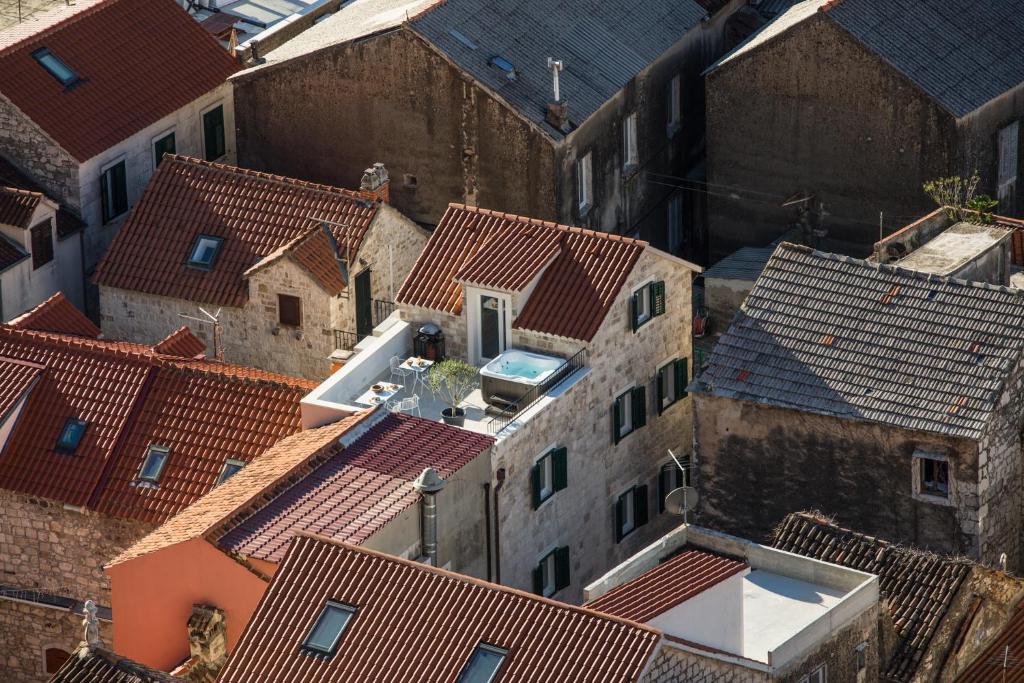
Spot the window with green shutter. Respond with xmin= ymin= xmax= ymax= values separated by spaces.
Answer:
xmin=630 ymin=281 xmax=667 ymax=332
xmin=613 ymin=387 xmax=647 ymax=443
xmin=100 ymin=160 xmax=128 ymax=224
xmin=203 ymin=105 xmax=226 ymax=161
xmin=657 ymin=358 xmax=689 ymax=414
xmin=615 ymin=484 xmax=649 ymax=543
xmin=532 ymin=547 xmax=570 ymax=596
xmin=531 ymin=447 xmax=568 ymax=509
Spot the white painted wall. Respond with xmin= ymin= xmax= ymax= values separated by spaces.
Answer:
xmin=76 ymin=82 xmax=235 ymax=267
xmin=648 ymin=569 xmax=747 ymax=654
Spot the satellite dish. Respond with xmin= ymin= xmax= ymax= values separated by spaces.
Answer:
xmin=665 ymin=486 xmax=698 ymax=516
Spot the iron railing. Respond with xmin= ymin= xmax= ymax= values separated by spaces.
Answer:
xmin=333 ymin=329 xmax=361 ymax=351
xmin=372 ymin=299 xmax=396 ymax=327
xmin=487 ymin=347 xmax=589 ymax=435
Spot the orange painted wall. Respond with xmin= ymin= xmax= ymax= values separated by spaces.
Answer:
xmin=106 ymin=537 xmax=269 ymax=671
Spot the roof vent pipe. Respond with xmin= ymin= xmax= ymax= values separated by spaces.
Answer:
xmin=547 ymin=57 xmax=563 ymax=102
xmin=413 ymin=467 xmax=445 ymax=566
xmin=545 ymin=58 xmax=569 ymax=132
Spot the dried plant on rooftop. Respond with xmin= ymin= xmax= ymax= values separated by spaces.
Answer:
xmin=922 ymin=171 xmax=998 ymax=224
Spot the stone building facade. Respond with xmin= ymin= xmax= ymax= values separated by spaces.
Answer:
xmin=704 ymin=1 xmax=1024 ymax=261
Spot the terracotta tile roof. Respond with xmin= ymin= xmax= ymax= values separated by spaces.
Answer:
xmin=0 ymin=324 xmax=315 ymax=522
xmin=0 ymin=186 xmax=42 ymax=228
xmin=586 ymin=547 xmax=747 ymax=623
xmin=0 ymin=0 xmax=238 ymax=162
xmin=243 ymin=225 xmax=346 ymax=296
xmin=957 ymin=604 xmax=1024 ymax=682
xmin=218 ymin=534 xmax=661 ymax=683
xmin=0 ymin=156 xmax=83 ymax=237
xmin=772 ymin=511 xmax=971 ymax=682
xmin=397 ymin=204 xmax=647 ymax=341
xmin=218 ymin=412 xmax=494 ymax=562
xmin=50 ymin=644 xmax=184 ymax=682
xmin=107 ymin=413 xmax=371 ymax=567
xmin=0 ymin=356 xmax=44 ymax=420
xmin=0 ymin=231 xmax=28 ymax=271
xmin=150 ymin=327 xmax=205 ymax=357
xmin=9 ymin=292 xmax=100 ymax=338
xmin=94 ymin=156 xmax=379 ymax=307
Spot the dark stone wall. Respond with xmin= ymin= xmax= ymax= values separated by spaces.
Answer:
xmin=693 ymin=394 xmax=978 ymax=555
xmin=956 ymin=85 xmax=1024 ymax=219
xmin=705 ymin=14 xmax=957 ymax=261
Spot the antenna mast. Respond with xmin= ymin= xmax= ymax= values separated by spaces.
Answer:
xmin=178 ymin=307 xmax=223 ymax=360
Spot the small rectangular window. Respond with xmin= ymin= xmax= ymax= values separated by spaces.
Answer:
xmin=203 ymin=105 xmax=226 ymax=161
xmin=667 ymin=193 xmax=683 ymax=253
xmin=921 ymin=457 xmax=949 ymax=497
xmin=32 ymin=48 xmax=78 ymax=87
xmin=577 ymin=152 xmax=592 ymax=213
xmin=217 ymin=458 xmax=246 ymax=485
xmin=657 ymin=358 xmax=688 ymax=413
xmin=531 ymin=447 xmax=567 ymax=509
xmin=139 ymin=445 xmax=170 ymax=483
xmin=615 ymin=485 xmax=648 ymax=542
xmin=623 ymin=113 xmax=638 ymax=169
xmin=302 ymin=601 xmax=356 ymax=656
xmin=154 ymin=132 xmax=176 ymax=168
xmin=188 ymin=235 xmax=223 ymax=269
xmin=532 ymin=547 xmax=570 ymax=597
xmin=613 ymin=387 xmax=646 ymax=443
xmin=279 ymin=294 xmax=302 ymax=327
xmin=456 ymin=643 xmax=507 ymax=683
xmin=631 ymin=281 xmax=666 ymax=332
xmin=56 ymin=418 xmax=87 ymax=453
xmin=100 ymin=160 xmax=128 ymax=224
xmin=667 ymin=75 xmax=681 ymax=135
xmin=30 ymin=220 xmax=54 ymax=270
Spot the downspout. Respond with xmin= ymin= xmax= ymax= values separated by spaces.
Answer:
xmin=493 ymin=468 xmax=506 ymax=584
xmin=413 ymin=467 xmax=445 ymax=566
xmin=483 ymin=482 xmax=492 ymax=581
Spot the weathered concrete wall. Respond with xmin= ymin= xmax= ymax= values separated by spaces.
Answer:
xmin=234 ymin=29 xmax=557 ymax=226
xmin=694 ymin=394 xmax=980 ymax=554
xmin=703 ymin=276 xmax=753 ymax=336
xmin=775 ymin=602 xmax=880 ymax=683
xmin=0 ymin=601 xmax=113 ymax=683
xmin=706 ymin=15 xmax=955 ymax=261
xmin=956 ymin=84 xmax=1024 ymax=219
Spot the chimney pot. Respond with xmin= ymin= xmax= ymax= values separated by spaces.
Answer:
xmin=359 ymin=163 xmax=390 ymax=203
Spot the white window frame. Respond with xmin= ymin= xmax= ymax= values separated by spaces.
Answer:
xmin=623 ymin=113 xmax=638 ymax=170
xmin=634 ymin=282 xmax=653 ymax=326
xmin=998 ymin=120 xmax=1019 ymax=204
xmin=538 ymin=548 xmax=557 ymax=597
xmin=200 ymin=101 xmax=227 ymax=162
xmin=138 ymin=444 xmax=170 ymax=484
xmin=537 ymin=452 xmax=554 ymax=502
xmin=668 ymin=193 xmax=683 ymax=253
xmin=667 ymin=75 xmax=681 ymax=136
xmin=658 ymin=360 xmax=677 ymax=409
xmin=619 ymin=487 xmax=636 ymax=537
xmin=577 ymin=152 xmax=592 ymax=214
xmin=912 ymin=449 xmax=953 ymax=506
xmin=466 ymin=287 xmax=511 ymax=365
xmin=616 ymin=387 xmax=635 ymax=438
xmin=217 ymin=458 xmax=246 ymax=485
xmin=151 ymin=127 xmax=176 ymax=171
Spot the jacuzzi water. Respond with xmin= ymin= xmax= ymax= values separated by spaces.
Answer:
xmin=481 ymin=349 xmax=563 ymax=385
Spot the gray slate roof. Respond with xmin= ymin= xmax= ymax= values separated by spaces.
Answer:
xmin=710 ymin=0 xmax=1024 ymax=117
xmin=703 ymin=246 xmax=774 ymax=281
xmin=410 ymin=0 xmax=707 ymax=139
xmin=695 ymin=243 xmax=1024 ymax=439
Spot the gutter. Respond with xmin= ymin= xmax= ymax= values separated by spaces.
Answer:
xmin=492 ymin=467 xmax=506 ymax=583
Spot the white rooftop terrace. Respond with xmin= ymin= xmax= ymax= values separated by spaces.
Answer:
xmin=585 ymin=525 xmax=878 ymax=673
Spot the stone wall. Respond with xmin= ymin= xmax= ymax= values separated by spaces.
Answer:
xmin=775 ymin=602 xmax=880 ymax=683
xmin=693 ymin=394 xmax=980 ymax=554
xmin=0 ymin=600 xmax=113 ymax=683
xmin=0 ymin=95 xmax=80 ymax=210
xmin=641 ymin=645 xmax=761 ymax=683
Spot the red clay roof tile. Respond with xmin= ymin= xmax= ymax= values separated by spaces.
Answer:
xmin=0 ymin=156 xmax=83 ymax=237
xmin=0 ymin=186 xmax=42 ymax=228
xmin=9 ymin=292 xmax=100 ymax=338
xmin=50 ymin=644 xmax=184 ymax=682
xmin=0 ymin=356 xmax=44 ymax=420
xmin=151 ymin=327 xmax=206 ymax=358
xmin=94 ymin=156 xmax=379 ymax=307
xmin=0 ymin=0 xmax=238 ymax=162
xmin=586 ymin=547 xmax=747 ymax=623
xmin=397 ymin=204 xmax=646 ymax=341
xmin=244 ymin=225 xmax=346 ymax=296
xmin=0 ymin=324 xmax=314 ymax=522
xmin=218 ymin=534 xmax=660 ymax=683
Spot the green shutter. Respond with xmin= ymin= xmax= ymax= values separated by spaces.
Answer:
xmin=99 ymin=171 xmax=109 ymax=223
xmin=552 ymin=447 xmax=568 ymax=492
xmin=634 ymin=484 xmax=649 ymax=528
xmin=113 ymin=162 xmax=128 ymax=216
xmin=632 ymin=386 xmax=647 ymax=429
xmin=612 ymin=397 xmax=622 ymax=445
xmin=554 ymin=546 xmax=570 ymax=591
xmin=614 ymin=495 xmax=625 ymax=543
xmin=532 ymin=565 xmax=544 ymax=595
xmin=651 ymin=281 xmax=666 ymax=317
xmin=656 ymin=367 xmax=665 ymax=416
xmin=630 ymin=291 xmax=640 ymax=332
xmin=658 ymin=466 xmax=668 ymax=513
xmin=530 ymin=462 xmax=542 ymax=509
xmin=204 ymin=106 xmax=225 ymax=161
xmin=676 ymin=358 xmax=688 ymax=398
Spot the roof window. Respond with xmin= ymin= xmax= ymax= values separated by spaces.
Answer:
xmin=138 ymin=445 xmax=170 ymax=484
xmin=449 ymin=29 xmax=478 ymax=50
xmin=187 ymin=235 xmax=223 ymax=269
xmin=301 ymin=601 xmax=356 ymax=657
xmin=56 ymin=418 xmax=87 ymax=453
xmin=456 ymin=643 xmax=507 ymax=683
xmin=217 ymin=458 xmax=246 ymax=485
xmin=32 ymin=48 xmax=79 ymax=87
xmin=488 ymin=56 xmax=517 ymax=79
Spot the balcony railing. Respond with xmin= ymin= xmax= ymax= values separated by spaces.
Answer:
xmin=372 ymin=299 xmax=396 ymax=327
xmin=333 ymin=329 xmax=360 ymax=351
xmin=334 ymin=300 xmax=396 ymax=352
xmin=487 ymin=347 xmax=589 ymax=436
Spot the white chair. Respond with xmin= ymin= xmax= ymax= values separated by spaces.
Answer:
xmin=397 ymin=395 xmax=420 ymax=416
xmin=390 ymin=355 xmax=412 ymax=386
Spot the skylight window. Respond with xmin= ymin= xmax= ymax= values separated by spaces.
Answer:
xmin=138 ymin=445 xmax=170 ymax=484
xmin=32 ymin=48 xmax=79 ymax=87
xmin=488 ymin=56 xmax=517 ymax=79
xmin=301 ymin=602 xmax=356 ymax=657
xmin=56 ymin=418 xmax=87 ymax=453
xmin=187 ymin=235 xmax=223 ymax=269
xmin=449 ymin=29 xmax=478 ymax=50
xmin=456 ymin=643 xmax=507 ymax=683
xmin=217 ymin=458 xmax=246 ymax=485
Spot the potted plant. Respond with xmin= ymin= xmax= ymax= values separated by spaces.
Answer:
xmin=425 ymin=358 xmax=478 ymax=427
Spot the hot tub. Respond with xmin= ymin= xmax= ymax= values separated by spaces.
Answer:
xmin=480 ymin=349 xmax=564 ymax=406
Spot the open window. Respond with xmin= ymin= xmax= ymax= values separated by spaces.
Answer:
xmin=202 ymin=105 xmax=226 ymax=161
xmin=301 ymin=601 xmax=356 ymax=657
xmin=278 ymin=294 xmax=302 ymax=327
xmin=456 ymin=643 xmax=508 ymax=683
xmin=31 ymin=220 xmax=54 ymax=270
xmin=100 ymin=159 xmax=128 ymax=224
xmin=154 ymin=131 xmax=176 ymax=168
xmin=531 ymin=447 xmax=567 ymax=508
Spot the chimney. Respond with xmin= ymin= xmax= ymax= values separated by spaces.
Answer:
xmin=360 ymin=162 xmax=391 ymax=203
xmin=186 ymin=604 xmax=228 ymax=683
xmin=81 ymin=599 xmax=101 ymax=649
xmin=413 ymin=467 xmax=445 ymax=566
xmin=545 ymin=58 xmax=569 ymax=132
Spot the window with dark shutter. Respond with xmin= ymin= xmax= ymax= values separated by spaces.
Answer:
xmin=532 ymin=447 xmax=569 ymax=509
xmin=632 ymin=386 xmax=646 ymax=430
xmin=30 ymin=220 xmax=53 ymax=269
xmin=659 ymin=462 xmax=685 ymax=513
xmin=154 ymin=131 xmax=176 ymax=168
xmin=551 ymin=447 xmax=568 ymax=492
xmin=658 ymin=358 xmax=689 ymax=414
xmin=100 ymin=160 xmax=128 ymax=224
xmin=278 ymin=294 xmax=302 ymax=327
xmin=651 ymin=281 xmax=666 ymax=317
xmin=203 ymin=105 xmax=226 ymax=161
xmin=634 ymin=484 xmax=649 ymax=528
xmin=554 ymin=546 xmax=570 ymax=591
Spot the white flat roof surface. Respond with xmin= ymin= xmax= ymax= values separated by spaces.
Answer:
xmin=740 ymin=569 xmax=846 ymax=661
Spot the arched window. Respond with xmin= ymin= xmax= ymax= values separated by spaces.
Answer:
xmin=44 ymin=647 xmax=71 ymax=674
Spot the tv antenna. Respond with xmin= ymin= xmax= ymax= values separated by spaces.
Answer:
xmin=664 ymin=449 xmax=698 ymax=523
xmin=178 ymin=307 xmax=223 ymax=360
